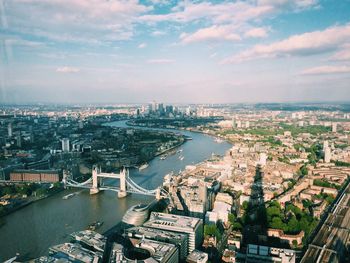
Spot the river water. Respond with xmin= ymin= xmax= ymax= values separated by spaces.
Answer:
xmin=0 ymin=121 xmax=231 ymax=261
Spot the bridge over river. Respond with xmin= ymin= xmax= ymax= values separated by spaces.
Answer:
xmin=0 ymin=120 xmax=232 ymax=261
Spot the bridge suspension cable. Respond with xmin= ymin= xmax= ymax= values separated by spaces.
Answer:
xmin=66 ymin=177 xmax=92 ymax=186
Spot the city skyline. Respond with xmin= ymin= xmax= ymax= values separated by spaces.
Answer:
xmin=1 ymin=0 xmax=350 ymax=104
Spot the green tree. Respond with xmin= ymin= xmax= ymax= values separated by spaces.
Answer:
xmin=300 ymin=165 xmax=308 ymax=176
xmin=228 ymin=213 xmax=236 ymax=225
xmin=270 ymin=217 xmax=287 ymax=231
xmin=2 ymin=186 xmax=14 ymax=196
xmin=232 ymin=222 xmax=243 ymax=231
xmin=266 ymin=206 xmax=282 ymax=222
xmin=242 ymin=201 xmax=249 ymax=210
xmin=287 ymin=216 xmax=300 ymax=234
xmin=35 ymin=188 xmax=48 ymax=197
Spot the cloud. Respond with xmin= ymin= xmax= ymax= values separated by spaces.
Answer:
xmin=257 ymin=0 xmax=319 ymax=10
xmin=180 ymin=25 xmax=241 ymax=44
xmin=3 ymin=36 xmax=45 ymax=48
xmin=301 ymin=65 xmax=350 ymax=75
xmin=147 ymin=59 xmax=175 ymax=64
xmin=222 ymin=24 xmax=350 ymax=63
xmin=330 ymin=44 xmax=350 ymax=61
xmin=151 ymin=30 xmax=166 ymax=36
xmin=210 ymin=52 xmax=217 ymax=58
xmin=56 ymin=66 xmax=80 ymax=73
xmin=244 ymin=27 xmax=268 ymax=38
xmin=141 ymin=1 xmax=274 ymax=24
xmin=6 ymin=0 xmax=152 ymax=44
xmin=138 ymin=43 xmax=147 ymax=48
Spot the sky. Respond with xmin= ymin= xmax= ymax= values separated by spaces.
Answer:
xmin=0 ymin=0 xmax=350 ymax=104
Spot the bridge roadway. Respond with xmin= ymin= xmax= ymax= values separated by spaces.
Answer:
xmin=301 ymin=182 xmax=350 ymax=263
xmin=66 ymin=181 xmax=158 ymax=196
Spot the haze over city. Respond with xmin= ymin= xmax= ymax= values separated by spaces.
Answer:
xmin=1 ymin=0 xmax=350 ymax=104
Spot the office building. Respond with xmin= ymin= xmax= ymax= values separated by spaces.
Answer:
xmin=186 ymin=250 xmax=208 ymax=263
xmin=109 ymin=239 xmax=179 ymax=263
xmin=143 ymin=212 xmax=203 ymax=253
xmin=332 ymin=122 xmax=337 ymax=133
xmin=16 ymin=133 xmax=22 ymax=148
xmin=49 ymin=243 xmax=102 ymax=262
xmin=8 ymin=122 xmax=13 ymax=137
xmin=324 ymin=147 xmax=331 ymax=163
xmin=126 ymin=226 xmax=188 ymax=260
xmin=10 ymin=170 xmax=61 ymax=183
xmin=246 ymin=245 xmax=296 ymax=263
xmin=259 ymin=153 xmax=267 ymax=166
xmin=71 ymin=230 xmax=106 ymax=253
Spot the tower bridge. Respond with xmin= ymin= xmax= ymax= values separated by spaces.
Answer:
xmin=64 ymin=166 xmax=169 ymax=200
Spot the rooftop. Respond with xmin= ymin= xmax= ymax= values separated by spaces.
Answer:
xmin=144 ymin=212 xmax=202 ymax=231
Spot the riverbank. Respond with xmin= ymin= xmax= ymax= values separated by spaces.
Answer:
xmin=0 ymin=187 xmax=64 ymax=219
xmin=0 ymin=120 xmax=232 ymax=261
xmin=126 ymin=122 xmax=231 ymax=148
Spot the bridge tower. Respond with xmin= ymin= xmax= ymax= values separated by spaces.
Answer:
xmin=62 ymin=170 xmax=69 ymax=186
xmin=155 ymin=187 xmax=161 ymax=200
xmin=90 ymin=166 xmax=100 ymax=194
xmin=117 ymin=167 xmax=128 ymax=198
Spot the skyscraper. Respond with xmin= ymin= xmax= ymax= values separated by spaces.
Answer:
xmin=8 ymin=123 xmax=13 ymax=137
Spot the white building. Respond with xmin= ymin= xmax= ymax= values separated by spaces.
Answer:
xmin=205 ymin=211 xmax=218 ymax=225
xmin=212 ymin=201 xmax=231 ymax=223
xmin=8 ymin=123 xmax=13 ymax=137
xmin=332 ymin=122 xmax=337 ymax=133
xmin=259 ymin=153 xmax=267 ymax=167
xmin=246 ymin=245 xmax=296 ymax=263
xmin=61 ymin=138 xmax=70 ymax=152
xmin=324 ymin=147 xmax=331 ymax=163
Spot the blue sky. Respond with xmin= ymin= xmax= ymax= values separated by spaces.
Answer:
xmin=0 ymin=0 xmax=350 ymax=104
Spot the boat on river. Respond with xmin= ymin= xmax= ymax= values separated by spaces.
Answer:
xmin=215 ymin=137 xmax=224 ymax=143
xmin=138 ymin=163 xmax=149 ymax=171
xmin=62 ymin=193 xmax=75 ymax=200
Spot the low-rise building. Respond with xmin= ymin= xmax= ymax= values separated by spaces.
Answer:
xmin=186 ymin=250 xmax=208 ymax=263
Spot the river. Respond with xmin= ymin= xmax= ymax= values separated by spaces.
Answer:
xmin=0 ymin=121 xmax=231 ymax=261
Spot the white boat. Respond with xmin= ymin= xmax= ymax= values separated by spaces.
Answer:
xmin=62 ymin=193 xmax=75 ymax=200
xmin=139 ymin=163 xmax=149 ymax=171
xmin=179 ymin=155 xmax=184 ymax=161
xmin=215 ymin=138 xmax=224 ymax=143
xmin=4 ymin=256 xmax=18 ymax=263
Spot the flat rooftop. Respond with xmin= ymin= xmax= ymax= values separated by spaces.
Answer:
xmin=126 ymin=226 xmax=187 ymax=242
xmin=143 ymin=212 xmax=202 ymax=232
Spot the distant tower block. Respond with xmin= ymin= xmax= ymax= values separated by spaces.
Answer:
xmin=259 ymin=152 xmax=267 ymax=166
xmin=332 ymin=123 xmax=337 ymax=133
xmin=324 ymin=147 xmax=331 ymax=163
xmin=323 ymin=141 xmax=329 ymax=151
xmin=61 ymin=138 xmax=70 ymax=152
xmin=8 ymin=123 xmax=13 ymax=137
